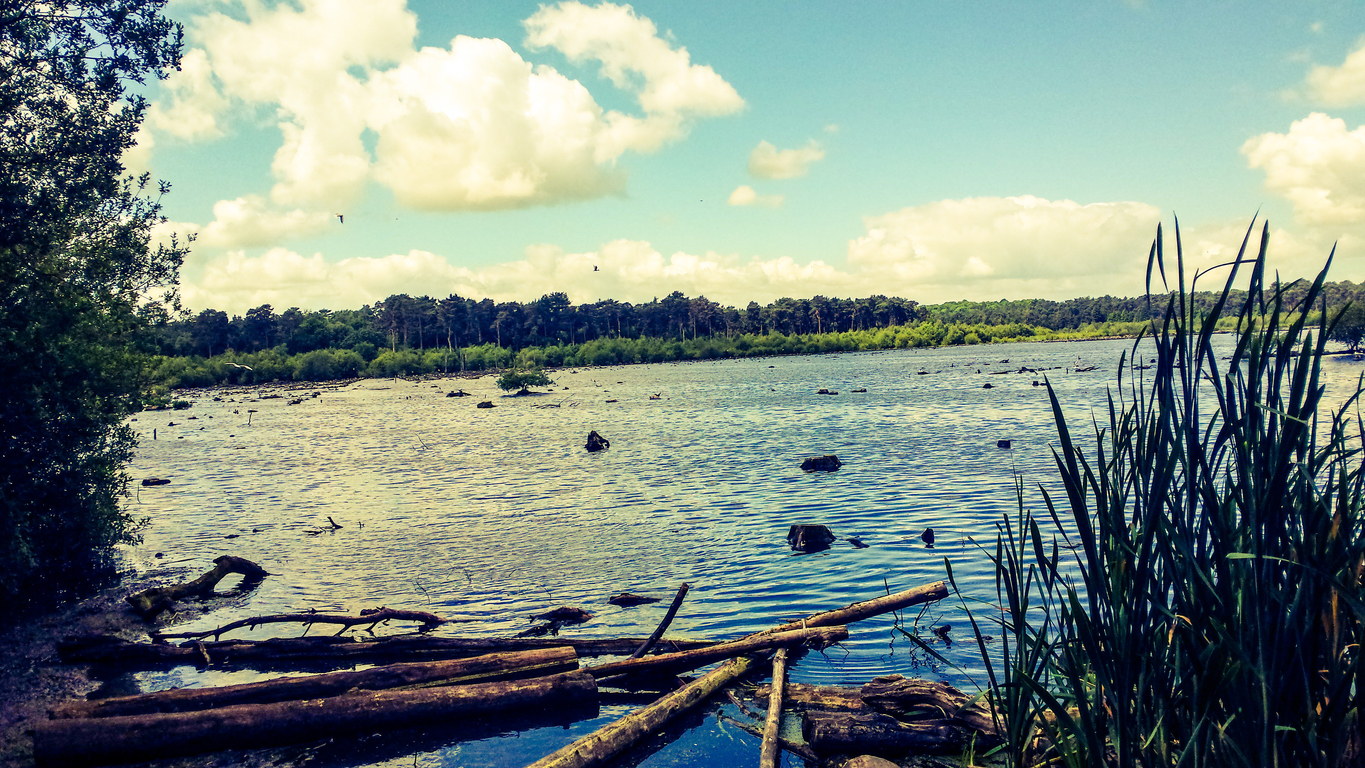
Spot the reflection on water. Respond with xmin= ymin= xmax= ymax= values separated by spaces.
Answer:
xmin=123 ymin=337 xmax=1365 ymax=767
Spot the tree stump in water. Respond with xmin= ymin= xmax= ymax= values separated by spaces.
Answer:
xmin=801 ymin=455 xmax=841 ymax=472
xmin=586 ymin=430 xmax=610 ymax=452
xmin=788 ymin=525 xmax=837 ymax=553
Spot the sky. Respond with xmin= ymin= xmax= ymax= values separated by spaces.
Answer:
xmin=135 ymin=0 xmax=1365 ymax=315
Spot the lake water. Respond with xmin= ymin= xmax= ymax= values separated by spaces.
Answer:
xmin=118 ymin=336 xmax=1365 ymax=767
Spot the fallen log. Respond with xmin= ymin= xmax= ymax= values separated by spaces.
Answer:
xmin=754 ymin=581 xmax=948 ymax=638
xmin=804 ymin=712 xmax=965 ymax=756
xmin=51 ymin=646 xmax=578 ymax=720
xmin=759 ymin=647 xmax=788 ymax=768
xmin=861 ymin=674 xmax=999 ymax=737
xmin=629 ymin=583 xmax=688 ymax=659
xmin=754 ymin=683 xmax=865 ymax=712
xmin=528 ymin=656 xmax=754 ymax=768
xmin=60 ymin=633 xmax=714 ymax=667
xmin=150 ymin=607 xmax=450 ymax=641
xmin=127 ymin=556 xmax=270 ymax=619
xmin=716 ymin=713 xmax=820 ymax=764
xmin=589 ymin=626 xmax=846 ymax=681
xmin=34 ymin=669 xmax=597 ymax=768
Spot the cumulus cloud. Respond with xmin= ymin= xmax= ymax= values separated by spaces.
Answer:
xmin=847 ymin=196 xmax=1162 ymax=293
xmin=727 ymin=185 xmax=783 ymax=208
xmin=146 ymin=0 xmax=742 ymax=214
xmin=1306 ymin=39 xmax=1365 ymax=106
xmin=1242 ymin=113 xmax=1365 ymax=227
xmin=195 ymin=196 xmax=335 ymax=249
xmin=748 ymin=140 xmax=825 ymax=179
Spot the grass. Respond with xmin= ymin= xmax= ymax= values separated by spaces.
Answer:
xmin=955 ymin=218 xmax=1365 ymax=767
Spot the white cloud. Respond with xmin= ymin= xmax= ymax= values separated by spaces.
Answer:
xmin=847 ymin=195 xmax=1162 ymax=292
xmin=1306 ymin=39 xmax=1365 ymax=106
xmin=727 ymin=185 xmax=783 ymax=208
xmin=148 ymin=0 xmax=742 ymax=213
xmin=1242 ymin=113 xmax=1365 ymax=227
xmin=178 ymin=193 xmax=1353 ymax=315
xmin=748 ymin=140 xmax=825 ymax=179
xmin=196 ymin=196 xmax=335 ymax=248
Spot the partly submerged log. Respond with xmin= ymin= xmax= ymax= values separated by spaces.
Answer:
xmin=754 ymin=683 xmax=865 ymax=712
xmin=34 ymin=669 xmax=597 ymax=768
xmin=800 ymin=455 xmax=841 ymax=472
xmin=150 ymin=607 xmax=449 ymax=641
xmin=51 ymin=646 xmax=578 ymax=720
xmin=860 ymin=674 xmax=999 ymax=737
xmin=805 ymin=712 xmax=965 ymax=756
xmin=590 ymin=626 xmax=846 ymax=682
xmin=127 ymin=556 xmax=270 ymax=619
xmin=787 ymin=524 xmax=837 ymax=552
xmin=759 ymin=647 xmax=789 ymax=768
xmin=628 ymin=583 xmax=688 ymax=659
xmin=528 ymin=656 xmax=754 ymax=768
xmin=60 ymin=633 xmax=714 ymax=667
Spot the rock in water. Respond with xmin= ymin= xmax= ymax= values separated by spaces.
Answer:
xmin=788 ymin=524 xmax=837 ymax=553
xmin=921 ymin=528 xmax=935 ymax=547
xmin=996 ymin=439 xmax=1011 ymax=449
xmin=141 ymin=478 xmax=170 ymax=486
xmin=476 ymin=401 xmax=494 ymax=409
xmin=585 ymin=430 xmax=610 ymax=452
xmin=608 ymin=592 xmax=660 ymax=607
xmin=801 ymin=455 xmax=842 ymax=472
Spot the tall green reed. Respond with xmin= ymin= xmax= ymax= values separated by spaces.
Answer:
xmin=957 ymin=219 xmax=1365 ymax=767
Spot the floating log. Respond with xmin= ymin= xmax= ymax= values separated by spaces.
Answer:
xmin=590 ymin=626 xmax=846 ymax=682
xmin=800 ymin=455 xmax=841 ymax=472
xmin=755 ymin=581 xmax=949 ymax=638
xmin=787 ymin=524 xmax=837 ymax=552
xmin=59 ymin=634 xmax=714 ymax=667
xmin=34 ymin=669 xmax=597 ymax=768
xmin=150 ymin=607 xmax=448 ymax=641
xmin=759 ymin=647 xmax=789 ymax=768
xmin=805 ymin=712 xmax=965 ymax=756
xmin=528 ymin=657 xmax=754 ymax=768
xmin=716 ymin=713 xmax=820 ymax=764
xmin=51 ymin=646 xmax=578 ymax=720
xmin=126 ymin=556 xmax=269 ymax=619
xmin=754 ymin=683 xmax=865 ymax=711
xmin=860 ymin=675 xmax=999 ymax=737
xmin=607 ymin=592 xmax=659 ymax=607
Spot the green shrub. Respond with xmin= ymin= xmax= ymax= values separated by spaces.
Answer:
xmin=495 ymin=365 xmax=553 ymax=392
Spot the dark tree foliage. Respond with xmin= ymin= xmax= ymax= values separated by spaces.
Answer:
xmin=1330 ymin=302 xmax=1365 ymax=353
xmin=0 ymin=0 xmax=185 ymax=609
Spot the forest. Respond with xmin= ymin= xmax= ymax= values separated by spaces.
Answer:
xmin=138 ymin=279 xmax=1365 ymax=390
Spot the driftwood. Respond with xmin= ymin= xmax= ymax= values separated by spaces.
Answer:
xmin=805 ymin=712 xmax=966 ymax=756
xmin=127 ymin=556 xmax=269 ymax=619
xmin=608 ymin=593 xmax=659 ymax=607
xmin=590 ymin=626 xmax=846 ymax=681
xmin=755 ymin=581 xmax=949 ymax=638
xmin=528 ymin=656 xmax=754 ymax=768
xmin=150 ymin=607 xmax=449 ymax=641
xmin=629 ymin=583 xmax=688 ymax=659
xmin=861 ymin=674 xmax=998 ymax=737
xmin=59 ymin=633 xmax=714 ymax=667
xmin=754 ymin=682 xmax=865 ymax=711
xmin=51 ymin=646 xmax=578 ymax=720
xmin=34 ymin=669 xmax=597 ymax=768
xmin=759 ymin=647 xmax=789 ymax=768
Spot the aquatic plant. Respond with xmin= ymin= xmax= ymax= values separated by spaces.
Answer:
xmin=958 ymin=219 xmax=1365 ymax=767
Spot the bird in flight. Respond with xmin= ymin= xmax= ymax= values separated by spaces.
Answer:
xmin=593 ymin=265 xmax=599 ymax=271
xmin=336 ymin=214 xmax=344 ymax=223
xmin=226 ymin=362 xmax=253 ymax=371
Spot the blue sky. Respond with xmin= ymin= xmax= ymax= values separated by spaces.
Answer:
xmin=138 ymin=0 xmax=1365 ymax=314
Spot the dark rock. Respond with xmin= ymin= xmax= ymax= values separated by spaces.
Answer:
xmin=801 ymin=455 xmax=842 ymax=472
xmin=586 ymin=430 xmax=610 ymax=452
xmin=788 ymin=524 xmax=837 ymax=553
xmin=445 ymin=389 xmax=471 ymax=398
xmin=996 ymin=439 xmax=1011 ymax=449
xmin=605 ymin=399 xmax=618 ymax=403
xmin=982 ymin=383 xmax=993 ymax=389
xmin=608 ymin=592 xmax=660 ymax=607
xmin=921 ymin=528 xmax=935 ymax=547
xmin=476 ymin=401 xmax=495 ymax=409
xmin=287 ymin=398 xmax=302 ymax=405
xmin=140 ymin=478 xmax=170 ymax=487
xmin=851 ymin=388 xmax=867 ymax=393
xmin=816 ymin=388 xmax=839 ymax=395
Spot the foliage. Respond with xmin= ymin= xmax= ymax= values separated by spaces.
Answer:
xmin=960 ymin=221 xmax=1365 ymax=767
xmin=0 ymin=0 xmax=185 ymax=609
xmin=495 ymin=365 xmax=554 ymax=392
xmin=1329 ymin=301 xmax=1365 ymax=352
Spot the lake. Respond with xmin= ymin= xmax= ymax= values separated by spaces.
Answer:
xmin=118 ymin=336 xmax=1365 ymax=767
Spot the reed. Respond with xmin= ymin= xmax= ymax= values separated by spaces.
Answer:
xmin=958 ymin=219 xmax=1365 ymax=767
